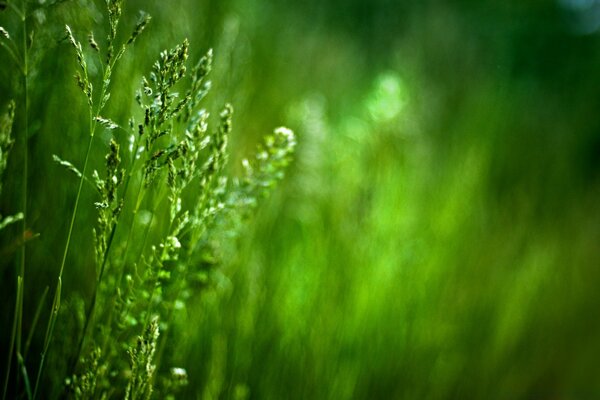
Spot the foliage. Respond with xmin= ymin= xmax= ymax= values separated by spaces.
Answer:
xmin=0 ymin=101 xmax=23 ymax=231
xmin=2 ymin=0 xmax=600 ymax=399
xmin=0 ymin=0 xmax=295 ymax=398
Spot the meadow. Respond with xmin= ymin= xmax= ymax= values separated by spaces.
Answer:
xmin=2 ymin=0 xmax=600 ymax=398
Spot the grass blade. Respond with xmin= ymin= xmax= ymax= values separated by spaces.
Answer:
xmin=32 ymin=278 xmax=61 ymax=400
xmin=2 ymin=276 xmax=22 ymax=400
xmin=17 ymin=354 xmax=32 ymax=400
xmin=24 ymin=286 xmax=49 ymax=360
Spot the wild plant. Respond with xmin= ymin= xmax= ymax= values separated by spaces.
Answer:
xmin=1 ymin=0 xmax=52 ymax=397
xmin=2 ymin=0 xmax=295 ymax=398
xmin=0 ymin=99 xmax=27 ymax=399
xmin=0 ymin=101 xmax=22 ymax=231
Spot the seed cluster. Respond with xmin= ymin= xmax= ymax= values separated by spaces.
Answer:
xmin=1 ymin=0 xmax=296 ymax=397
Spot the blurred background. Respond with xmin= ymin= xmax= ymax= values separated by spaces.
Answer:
xmin=2 ymin=0 xmax=600 ymax=398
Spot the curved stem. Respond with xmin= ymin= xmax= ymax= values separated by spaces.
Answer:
xmin=33 ymin=50 xmax=115 ymax=399
xmin=71 ymin=136 xmax=141 ymax=371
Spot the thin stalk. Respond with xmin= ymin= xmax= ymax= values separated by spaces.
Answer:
xmin=150 ymin=195 xmax=196 ymax=389
xmin=32 ymin=278 xmax=61 ymax=400
xmin=33 ymin=111 xmax=94 ymax=399
xmin=123 ymin=165 xmax=149 ymax=257
xmin=16 ymin=0 xmax=29 ymax=372
xmin=57 ymin=109 xmax=95 ymax=278
xmin=15 ymin=272 xmax=25 ymax=366
xmin=33 ymin=51 xmax=114 ymax=398
xmin=2 ymin=277 xmax=22 ymax=400
xmin=3 ymin=5 xmax=29 ymax=399
xmin=24 ymin=286 xmax=50 ymax=360
xmin=17 ymin=354 xmax=32 ymax=400
xmin=96 ymin=116 xmax=167 ymax=352
xmin=151 ymin=276 xmax=186 ymax=389
xmin=95 ymin=132 xmax=145 ymax=290
xmin=100 ymin=179 xmax=146 ymax=331
xmin=137 ymin=202 xmax=155 ymax=262
xmin=139 ymin=187 xmax=174 ymax=327
xmin=71 ymin=130 xmax=144 ymax=372
xmin=98 ymin=175 xmax=153 ymax=359
xmin=71 ymin=204 xmax=124 ymax=371
xmin=120 ymin=179 xmax=147 ymax=269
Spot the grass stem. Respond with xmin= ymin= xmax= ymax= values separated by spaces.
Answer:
xmin=3 ymin=5 xmax=29 ymax=398
xmin=2 ymin=277 xmax=22 ymax=400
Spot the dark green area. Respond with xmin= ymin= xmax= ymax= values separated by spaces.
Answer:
xmin=2 ymin=0 xmax=600 ymax=398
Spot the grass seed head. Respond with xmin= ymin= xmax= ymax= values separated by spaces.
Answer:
xmin=0 ymin=26 xmax=10 ymax=39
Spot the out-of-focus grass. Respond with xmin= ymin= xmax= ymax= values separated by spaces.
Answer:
xmin=207 ymin=73 xmax=600 ymax=398
xmin=2 ymin=0 xmax=600 ymax=398
xmin=193 ymin=2 xmax=600 ymax=397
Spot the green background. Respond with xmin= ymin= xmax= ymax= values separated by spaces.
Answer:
xmin=2 ymin=0 xmax=600 ymax=398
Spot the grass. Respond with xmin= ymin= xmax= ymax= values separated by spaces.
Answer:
xmin=1 ymin=0 xmax=295 ymax=398
xmin=2 ymin=0 xmax=600 ymax=399
xmin=1 ymin=0 xmax=29 ymax=396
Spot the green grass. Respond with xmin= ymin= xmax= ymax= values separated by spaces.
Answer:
xmin=2 ymin=0 xmax=600 ymax=399
xmin=1 ymin=1 xmax=295 ymax=398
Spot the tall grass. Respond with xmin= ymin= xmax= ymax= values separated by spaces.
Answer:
xmin=3 ymin=0 xmax=600 ymax=399
xmin=1 ymin=0 xmax=295 ymax=398
xmin=1 ymin=0 xmax=30 ymax=397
